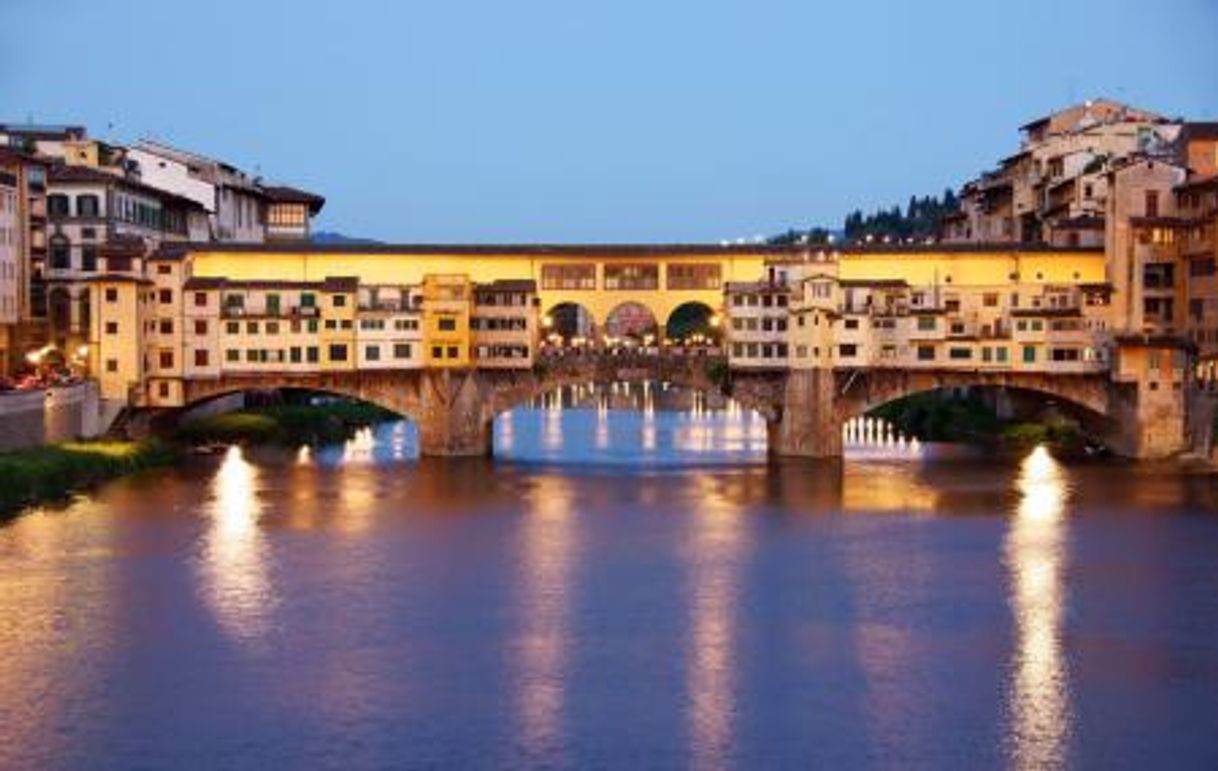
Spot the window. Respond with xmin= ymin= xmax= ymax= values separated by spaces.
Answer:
xmin=105 ymin=288 xmax=118 ymax=303
xmin=666 ymin=263 xmax=722 ymax=290
xmin=158 ymin=289 xmax=172 ymax=304
xmin=996 ymin=347 xmax=1008 ymax=363
xmin=844 ymin=318 xmax=859 ymax=330
xmin=105 ymin=358 xmax=118 ymax=373
xmin=48 ymin=194 xmax=70 ymax=217
xmin=603 ymin=263 xmax=659 ymax=290
xmin=1145 ymin=189 xmax=1159 ymax=218
xmin=159 ymin=351 xmax=174 ymax=368
xmin=306 ymin=346 xmax=319 ymax=363
xmin=328 ymin=344 xmax=348 ymax=362
xmin=226 ymin=349 xmax=240 ymax=362
xmin=290 ymin=347 xmax=302 ymax=363
xmin=266 ymin=322 xmax=279 ymax=335
xmin=1022 ymin=345 xmax=1036 ymax=363
xmin=105 ymin=321 xmax=118 ymax=335
xmin=226 ymin=321 xmax=239 ymax=334
xmin=983 ymin=293 xmax=999 ymax=307
xmin=301 ymin=292 xmax=316 ymax=308
xmin=81 ymin=246 xmax=97 ymax=272
xmin=432 ymin=345 xmax=443 ymax=359
xmin=194 ymin=320 xmax=207 ymax=335
xmin=438 ymin=318 xmax=457 ymax=332
xmin=247 ymin=321 xmax=259 ymax=334
xmin=541 ymin=264 xmax=596 ymax=290
xmin=194 ymin=350 xmax=209 ymax=367
xmin=50 ymin=240 xmax=70 ymax=270
xmin=916 ymin=345 xmax=935 ymax=361
xmin=917 ymin=316 xmax=936 ymax=331
xmin=1051 ymin=348 xmax=1080 ymax=362
xmin=394 ymin=343 xmax=412 ymax=359
xmin=266 ymin=294 xmax=281 ymax=315
xmin=949 ymin=347 xmax=972 ymax=360
xmin=447 ymin=345 xmax=459 ymax=358
xmin=194 ymin=292 xmax=208 ymax=307
xmin=365 ymin=345 xmax=380 ymax=361
xmin=839 ymin=344 xmax=857 ymax=357
xmin=332 ymin=294 xmax=347 ymax=307
xmin=159 ymin=319 xmax=173 ymax=334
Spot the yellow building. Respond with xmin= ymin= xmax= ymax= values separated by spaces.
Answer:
xmin=422 ymin=274 xmax=472 ymax=367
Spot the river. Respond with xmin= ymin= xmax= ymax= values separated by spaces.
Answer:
xmin=2 ymin=397 xmax=1218 ymax=770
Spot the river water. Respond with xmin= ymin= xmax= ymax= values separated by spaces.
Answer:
xmin=2 ymin=398 xmax=1218 ymax=770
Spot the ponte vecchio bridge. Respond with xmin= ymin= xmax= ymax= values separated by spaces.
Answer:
xmin=90 ymin=243 xmax=1199 ymax=460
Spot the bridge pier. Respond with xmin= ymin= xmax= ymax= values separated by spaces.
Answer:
xmin=417 ymin=370 xmax=493 ymax=457
xmin=767 ymin=368 xmax=842 ymax=459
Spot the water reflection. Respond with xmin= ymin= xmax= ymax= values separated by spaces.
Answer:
xmin=1005 ymin=445 xmax=1071 ymax=769
xmin=514 ymin=475 xmax=577 ymax=763
xmin=686 ymin=474 xmax=747 ymax=769
xmin=198 ymin=446 xmax=276 ymax=644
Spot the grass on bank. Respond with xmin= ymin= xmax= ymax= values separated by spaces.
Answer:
xmin=175 ymin=401 xmax=397 ymax=447
xmin=0 ymin=440 xmax=176 ymax=517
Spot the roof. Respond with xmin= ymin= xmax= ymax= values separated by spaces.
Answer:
xmin=1176 ymin=173 xmax=1218 ymax=193
xmin=184 ymin=275 xmax=359 ymax=292
xmin=724 ymin=281 xmax=789 ymax=293
xmin=1114 ymin=333 xmax=1194 ymax=350
xmin=159 ymin=241 xmax=1106 ymax=259
xmin=0 ymin=147 xmax=49 ymax=168
xmin=261 ymin=185 xmax=325 ymax=214
xmin=1129 ymin=216 xmax=1197 ymax=228
xmin=1180 ymin=122 xmax=1218 ymax=141
xmin=1011 ymin=307 xmax=1083 ymax=318
xmin=0 ymin=124 xmax=87 ymax=141
xmin=839 ymin=279 xmax=909 ymax=288
xmin=48 ymin=164 xmax=208 ymax=210
xmin=1053 ymin=215 xmax=1106 ymax=230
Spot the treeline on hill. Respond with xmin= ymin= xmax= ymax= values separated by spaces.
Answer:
xmin=770 ymin=189 xmax=960 ymax=245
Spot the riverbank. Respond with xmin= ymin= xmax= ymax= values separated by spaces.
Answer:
xmin=175 ymin=400 xmax=397 ymax=447
xmin=0 ymin=440 xmax=177 ymax=517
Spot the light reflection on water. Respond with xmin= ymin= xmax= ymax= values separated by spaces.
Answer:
xmin=514 ymin=475 xmax=577 ymax=764
xmin=1006 ymin=445 xmax=1071 ymax=770
xmin=686 ymin=474 xmax=747 ymax=771
xmin=198 ymin=445 xmax=276 ymax=644
xmin=3 ymin=407 xmax=1218 ymax=769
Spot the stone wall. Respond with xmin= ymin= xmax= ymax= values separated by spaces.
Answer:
xmin=0 ymin=382 xmax=101 ymax=451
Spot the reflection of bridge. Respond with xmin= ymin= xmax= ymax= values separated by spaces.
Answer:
xmin=175 ymin=350 xmax=1160 ymax=458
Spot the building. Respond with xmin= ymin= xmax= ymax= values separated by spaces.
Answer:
xmin=471 ymin=280 xmax=539 ymax=367
xmin=0 ymin=148 xmax=50 ymax=373
xmin=947 ymin=99 xmax=1179 ymax=245
xmin=724 ymin=278 xmax=790 ymax=368
xmin=43 ymin=163 xmax=209 ymax=350
xmin=261 ymin=186 xmax=325 ymax=242
xmin=127 ymin=141 xmax=325 ymax=243
xmin=0 ymin=159 xmax=18 ymax=373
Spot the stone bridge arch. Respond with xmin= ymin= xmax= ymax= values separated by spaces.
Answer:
xmin=179 ymin=371 xmax=429 ymax=423
xmin=769 ymin=367 xmax=1140 ymax=459
xmin=480 ymin=353 xmax=784 ymax=421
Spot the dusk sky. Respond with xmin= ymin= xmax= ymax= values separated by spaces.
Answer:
xmin=4 ymin=0 xmax=1216 ymax=243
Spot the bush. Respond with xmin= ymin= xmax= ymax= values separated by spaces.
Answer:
xmin=176 ymin=400 xmax=396 ymax=446
xmin=0 ymin=440 xmax=176 ymax=517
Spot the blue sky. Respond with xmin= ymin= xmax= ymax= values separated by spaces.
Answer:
xmin=3 ymin=0 xmax=1216 ymax=242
